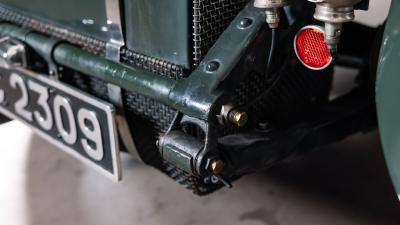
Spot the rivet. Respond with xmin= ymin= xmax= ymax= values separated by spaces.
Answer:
xmin=238 ymin=18 xmax=253 ymax=29
xmin=206 ymin=61 xmax=220 ymax=72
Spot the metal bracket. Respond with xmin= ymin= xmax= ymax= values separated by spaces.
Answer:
xmin=0 ymin=36 xmax=27 ymax=69
xmin=105 ymin=0 xmax=124 ymax=60
xmin=105 ymin=0 xmax=141 ymax=161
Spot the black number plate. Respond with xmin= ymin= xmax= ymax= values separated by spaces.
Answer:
xmin=0 ymin=67 xmax=121 ymax=181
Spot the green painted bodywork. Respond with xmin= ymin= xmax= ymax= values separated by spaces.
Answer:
xmin=376 ymin=0 xmax=400 ymax=199
xmin=0 ymin=0 xmax=109 ymax=41
xmin=0 ymin=0 xmax=192 ymax=67
xmin=124 ymin=0 xmax=191 ymax=68
xmin=0 ymin=3 xmax=263 ymax=121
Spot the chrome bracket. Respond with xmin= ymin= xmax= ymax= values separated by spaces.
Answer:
xmin=0 ymin=36 xmax=27 ymax=69
xmin=0 ymin=35 xmax=59 ymax=79
xmin=105 ymin=0 xmax=141 ymax=161
xmin=105 ymin=0 xmax=124 ymax=60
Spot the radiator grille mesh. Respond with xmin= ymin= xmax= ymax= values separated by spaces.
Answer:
xmin=192 ymin=0 xmax=249 ymax=65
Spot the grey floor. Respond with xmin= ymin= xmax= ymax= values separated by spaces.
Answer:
xmin=0 ymin=1 xmax=398 ymax=225
xmin=1 ymin=121 xmax=400 ymax=225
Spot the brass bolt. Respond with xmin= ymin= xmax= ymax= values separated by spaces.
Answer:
xmin=210 ymin=159 xmax=225 ymax=175
xmin=229 ymin=110 xmax=248 ymax=127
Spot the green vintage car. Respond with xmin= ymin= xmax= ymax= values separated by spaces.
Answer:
xmin=0 ymin=0 xmax=397 ymax=197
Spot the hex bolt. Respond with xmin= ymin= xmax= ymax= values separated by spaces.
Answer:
xmin=210 ymin=159 xmax=225 ymax=175
xmin=229 ymin=110 xmax=248 ymax=127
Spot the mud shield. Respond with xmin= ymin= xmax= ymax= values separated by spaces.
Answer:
xmin=376 ymin=0 xmax=400 ymax=200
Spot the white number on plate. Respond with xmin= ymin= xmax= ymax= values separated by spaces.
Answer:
xmin=53 ymin=95 xmax=78 ymax=145
xmin=0 ymin=73 xmax=105 ymax=161
xmin=28 ymin=80 xmax=53 ymax=131
xmin=78 ymin=108 xmax=104 ymax=161
xmin=10 ymin=73 xmax=33 ymax=121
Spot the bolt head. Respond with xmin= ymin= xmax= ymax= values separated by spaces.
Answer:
xmin=210 ymin=159 xmax=225 ymax=175
xmin=231 ymin=111 xmax=248 ymax=127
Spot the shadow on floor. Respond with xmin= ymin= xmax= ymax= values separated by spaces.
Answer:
xmin=266 ymin=130 xmax=400 ymax=222
xmin=24 ymin=130 xmax=400 ymax=225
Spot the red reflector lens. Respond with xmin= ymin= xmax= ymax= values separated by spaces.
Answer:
xmin=294 ymin=26 xmax=332 ymax=70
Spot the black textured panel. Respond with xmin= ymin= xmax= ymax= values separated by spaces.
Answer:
xmin=233 ymin=61 xmax=332 ymax=128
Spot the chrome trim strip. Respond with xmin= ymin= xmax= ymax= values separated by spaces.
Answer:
xmin=0 ymin=67 xmax=122 ymax=182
